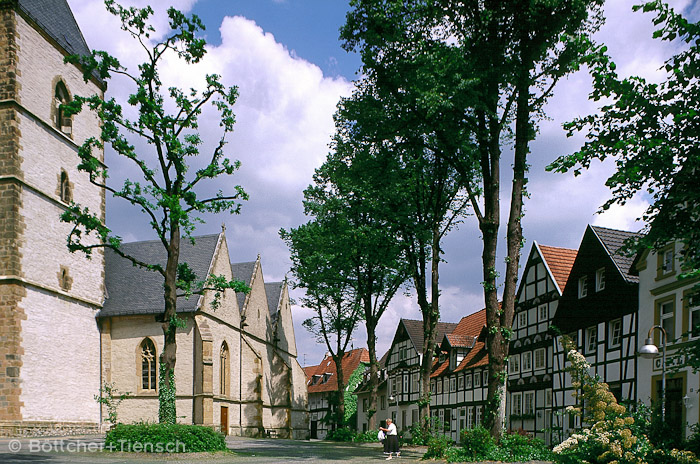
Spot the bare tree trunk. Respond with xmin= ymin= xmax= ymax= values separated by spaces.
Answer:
xmin=160 ymin=225 xmax=180 ymax=424
xmin=366 ymin=315 xmax=379 ymax=430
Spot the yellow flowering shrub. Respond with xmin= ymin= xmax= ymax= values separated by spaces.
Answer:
xmin=553 ymin=336 xmax=699 ymax=464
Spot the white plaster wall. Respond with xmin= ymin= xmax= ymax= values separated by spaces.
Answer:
xmin=16 ymin=15 xmax=103 ymax=146
xmin=20 ymin=289 xmax=100 ymax=422
xmin=20 ymin=189 xmax=102 ymax=302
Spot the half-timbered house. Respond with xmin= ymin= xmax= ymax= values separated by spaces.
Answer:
xmin=508 ymin=242 xmax=576 ymax=444
xmin=551 ymin=225 xmax=640 ymax=439
xmin=384 ymin=319 xmax=457 ymax=432
xmin=430 ymin=309 xmax=488 ymax=443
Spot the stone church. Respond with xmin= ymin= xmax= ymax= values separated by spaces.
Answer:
xmin=0 ymin=0 xmax=308 ymax=437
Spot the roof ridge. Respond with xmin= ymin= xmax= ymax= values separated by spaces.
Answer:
xmin=121 ymin=233 xmax=220 ymax=246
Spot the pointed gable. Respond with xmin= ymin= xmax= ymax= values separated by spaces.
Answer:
xmin=231 ymin=260 xmax=256 ymax=313
xmin=552 ymin=225 xmax=640 ymax=333
xmin=538 ymin=243 xmax=578 ymax=293
xmin=100 ymin=234 xmax=220 ymax=317
xmin=590 ymin=225 xmax=641 ymax=283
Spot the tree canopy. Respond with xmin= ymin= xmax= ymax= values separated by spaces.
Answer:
xmin=548 ymin=0 xmax=699 ymax=280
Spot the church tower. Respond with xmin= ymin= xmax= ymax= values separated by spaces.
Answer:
xmin=0 ymin=0 xmax=105 ymax=435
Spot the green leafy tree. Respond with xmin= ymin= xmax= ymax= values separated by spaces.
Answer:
xmin=330 ymin=84 xmax=469 ymax=428
xmin=548 ymin=1 xmax=700 ymax=282
xmin=282 ymin=218 xmax=363 ymax=427
xmin=299 ymin=133 xmax=410 ymax=430
xmin=342 ymin=0 xmax=603 ymax=438
xmin=62 ymin=1 xmax=248 ymax=423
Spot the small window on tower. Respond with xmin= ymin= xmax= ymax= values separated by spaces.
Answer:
xmin=59 ymin=170 xmax=71 ymax=204
xmin=54 ymin=81 xmax=72 ymax=136
xmin=58 ymin=265 xmax=72 ymax=291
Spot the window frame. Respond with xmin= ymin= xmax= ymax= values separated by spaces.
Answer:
xmin=139 ymin=338 xmax=157 ymax=393
xmin=534 ymin=348 xmax=546 ymax=370
xmin=524 ymin=391 xmax=535 ymax=415
xmin=585 ymin=326 xmax=597 ymax=354
xmin=511 ymin=392 xmax=522 ymax=416
xmin=521 ymin=351 xmax=532 ymax=372
xmin=473 ymin=370 xmax=481 ymax=387
xmin=595 ymin=267 xmax=606 ymax=292
xmin=538 ymin=304 xmax=548 ymax=322
xmin=509 ymin=353 xmax=520 ymax=374
xmin=578 ymin=276 xmax=588 ymax=299
xmin=608 ymin=319 xmax=622 ymax=348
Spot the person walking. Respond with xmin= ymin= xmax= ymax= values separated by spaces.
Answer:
xmin=379 ymin=418 xmax=400 ymax=460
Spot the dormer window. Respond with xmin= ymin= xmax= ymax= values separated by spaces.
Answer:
xmin=54 ymin=81 xmax=72 ymax=136
xmin=578 ymin=276 xmax=588 ymax=298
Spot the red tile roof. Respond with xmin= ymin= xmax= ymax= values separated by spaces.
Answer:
xmin=432 ymin=309 xmax=489 ymax=378
xmin=305 ymin=348 xmax=369 ymax=394
xmin=538 ymin=244 xmax=578 ymax=292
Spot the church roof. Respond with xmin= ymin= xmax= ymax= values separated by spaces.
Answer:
xmin=17 ymin=0 xmax=104 ymax=86
xmin=231 ymin=260 xmax=256 ymax=312
xmin=100 ymin=234 xmax=220 ymax=317
xmin=265 ymin=282 xmax=283 ymax=316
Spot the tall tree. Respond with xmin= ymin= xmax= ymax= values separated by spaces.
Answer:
xmin=548 ymin=0 xmax=700 ymax=281
xmin=342 ymin=0 xmax=603 ymax=438
xmin=281 ymin=219 xmax=363 ymax=427
xmin=301 ymin=149 xmax=410 ymax=430
xmin=62 ymin=1 xmax=248 ymax=423
xmin=331 ymin=84 xmax=469 ymax=427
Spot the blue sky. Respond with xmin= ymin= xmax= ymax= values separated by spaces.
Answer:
xmin=191 ymin=0 xmax=362 ymax=80
xmin=68 ymin=0 xmax=696 ymax=367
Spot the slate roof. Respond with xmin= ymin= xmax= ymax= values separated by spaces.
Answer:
xmin=265 ymin=282 xmax=283 ymax=316
xmin=306 ymin=348 xmax=370 ymax=394
xmin=231 ymin=260 xmax=256 ymax=312
xmin=17 ymin=0 xmax=104 ymax=85
xmin=100 ymin=234 xmax=220 ymax=317
xmin=590 ymin=225 xmax=641 ymax=283
xmin=538 ymin=244 xmax=578 ymax=292
xmin=401 ymin=319 xmax=459 ymax=352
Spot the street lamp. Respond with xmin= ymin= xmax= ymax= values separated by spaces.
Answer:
xmin=389 ymin=395 xmax=399 ymax=429
xmin=639 ymin=325 xmax=667 ymax=421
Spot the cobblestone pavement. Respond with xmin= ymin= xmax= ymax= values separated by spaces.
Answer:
xmin=0 ymin=435 xmax=426 ymax=463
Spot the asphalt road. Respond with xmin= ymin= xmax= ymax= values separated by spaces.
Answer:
xmin=0 ymin=435 xmax=426 ymax=463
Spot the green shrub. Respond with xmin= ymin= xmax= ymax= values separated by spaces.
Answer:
xmin=354 ymin=430 xmax=380 ymax=443
xmin=104 ymin=423 xmax=227 ymax=453
xmin=492 ymin=432 xmax=554 ymax=462
xmin=460 ymin=426 xmax=496 ymax=460
xmin=424 ymin=434 xmax=453 ymax=459
xmin=326 ymin=427 xmax=356 ymax=442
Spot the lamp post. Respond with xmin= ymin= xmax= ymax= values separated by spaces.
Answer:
xmin=639 ymin=325 xmax=667 ymax=421
xmin=389 ymin=394 xmax=399 ymax=429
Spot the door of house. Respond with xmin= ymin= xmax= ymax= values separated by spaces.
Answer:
xmin=311 ymin=421 xmax=318 ymax=439
xmin=221 ymin=406 xmax=229 ymax=436
xmin=655 ymin=377 xmax=684 ymax=441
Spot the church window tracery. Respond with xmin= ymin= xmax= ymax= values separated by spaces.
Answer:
xmin=141 ymin=339 xmax=157 ymax=391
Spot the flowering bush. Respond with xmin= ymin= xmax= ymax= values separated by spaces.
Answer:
xmin=554 ymin=336 xmax=699 ymax=464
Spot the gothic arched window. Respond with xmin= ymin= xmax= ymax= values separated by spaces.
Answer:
xmin=220 ymin=342 xmax=229 ymax=396
xmin=54 ymin=81 xmax=72 ymax=135
xmin=141 ymin=338 xmax=157 ymax=391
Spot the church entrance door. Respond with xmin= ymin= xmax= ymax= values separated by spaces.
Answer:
xmin=221 ymin=406 xmax=229 ymax=436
